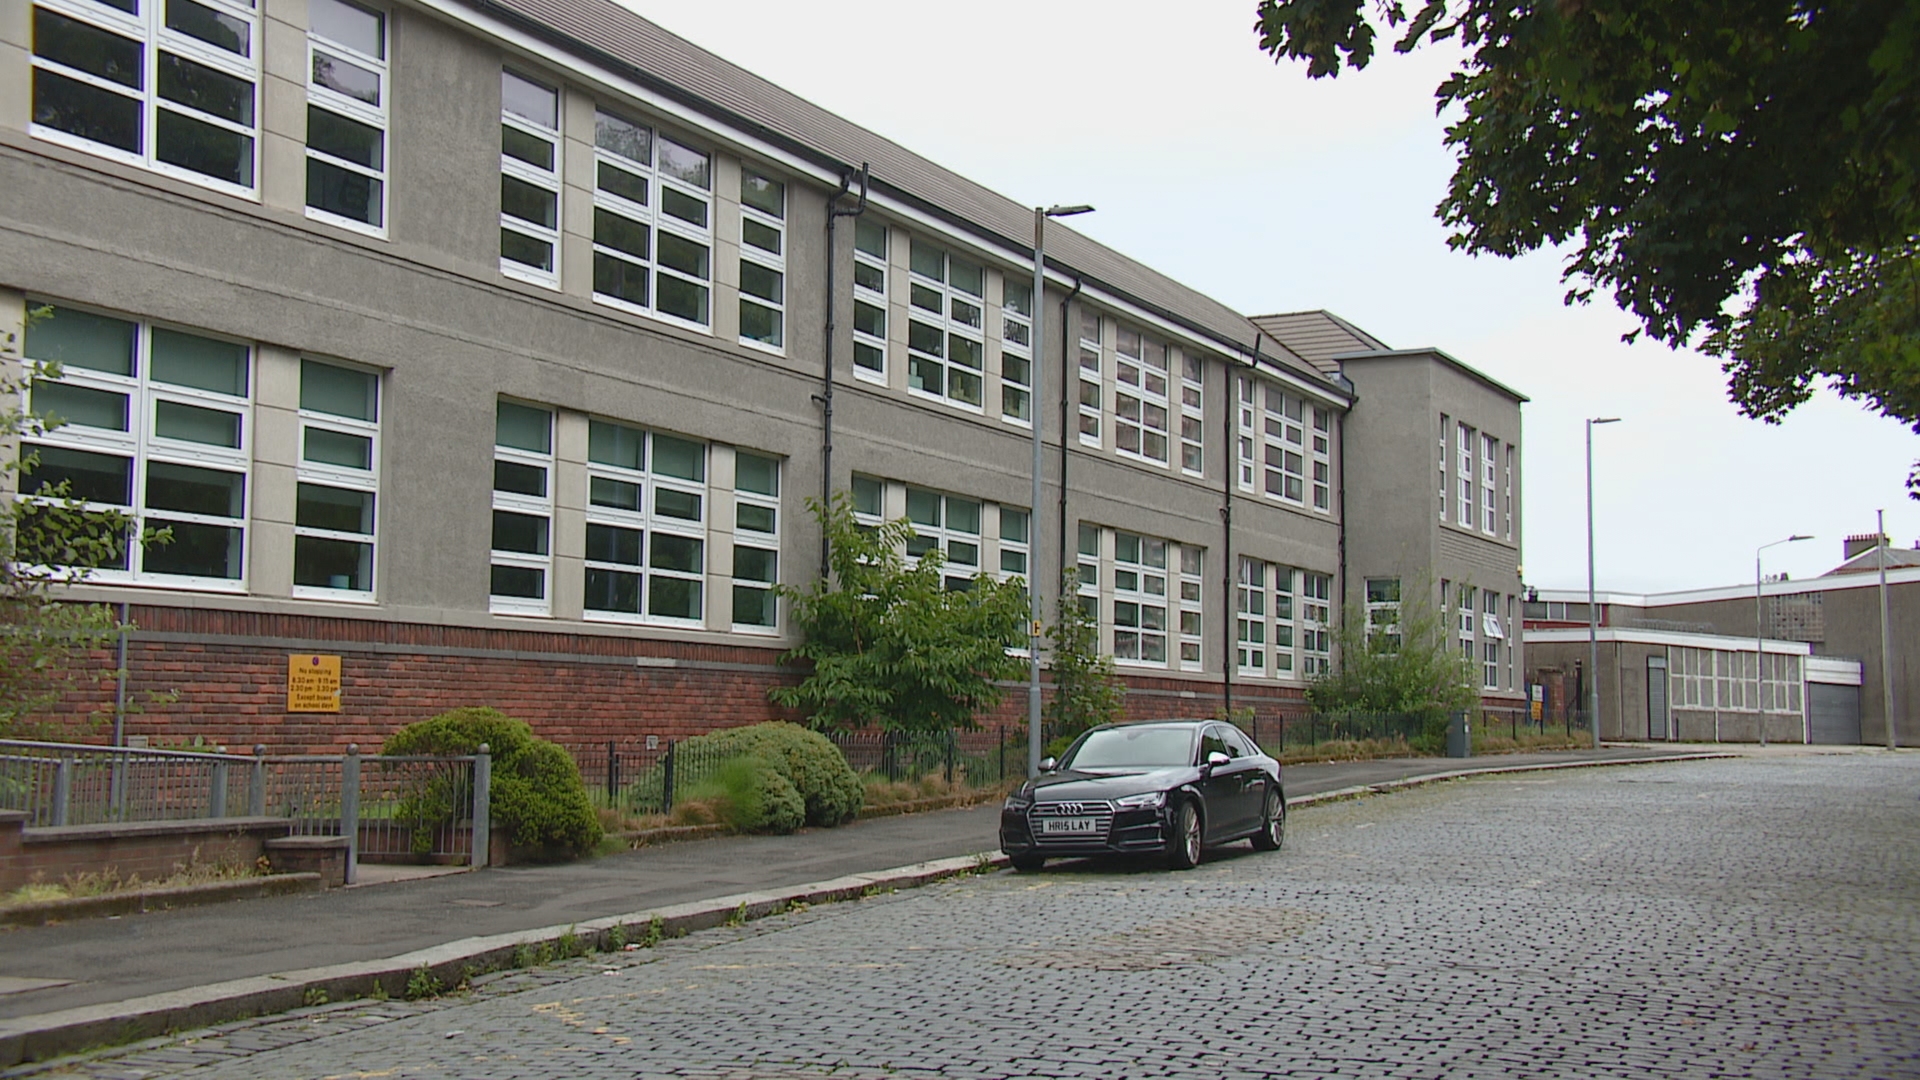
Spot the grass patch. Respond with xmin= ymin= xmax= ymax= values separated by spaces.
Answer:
xmin=0 ymin=855 xmax=263 ymax=910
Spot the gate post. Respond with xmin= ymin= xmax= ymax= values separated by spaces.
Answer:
xmin=341 ymin=745 xmax=361 ymax=886
xmin=210 ymin=761 xmax=229 ymax=818
xmin=249 ymin=746 xmax=266 ymax=817
xmin=662 ymin=741 xmax=676 ymax=815
xmin=471 ymin=744 xmax=491 ymax=869
xmin=52 ymin=756 xmax=73 ymax=827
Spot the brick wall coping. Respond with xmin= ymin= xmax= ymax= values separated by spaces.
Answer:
xmin=263 ymin=835 xmax=349 ymax=850
xmin=22 ymin=817 xmax=291 ymax=844
xmin=0 ymin=810 xmax=25 ymax=826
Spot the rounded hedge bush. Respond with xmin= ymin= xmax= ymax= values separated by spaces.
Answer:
xmin=383 ymin=707 xmax=603 ymax=859
xmin=694 ymin=756 xmax=805 ymax=834
xmin=676 ymin=722 xmax=863 ymax=826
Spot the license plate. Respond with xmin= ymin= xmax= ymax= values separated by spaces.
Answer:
xmin=1040 ymin=817 xmax=1098 ymax=835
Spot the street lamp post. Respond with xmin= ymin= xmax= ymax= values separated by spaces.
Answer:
xmin=1585 ymin=417 xmax=1621 ymax=749
xmin=1030 ymin=204 xmax=1093 ymax=778
xmin=1755 ymin=534 xmax=1812 ymax=747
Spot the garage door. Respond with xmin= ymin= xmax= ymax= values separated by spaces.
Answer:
xmin=1808 ymin=683 xmax=1862 ymax=745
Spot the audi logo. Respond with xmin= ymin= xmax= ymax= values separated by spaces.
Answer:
xmin=1053 ymin=802 xmax=1084 ymax=815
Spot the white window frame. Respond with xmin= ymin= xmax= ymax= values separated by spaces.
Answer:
xmin=996 ymin=505 xmax=1030 ymax=583
xmin=588 ymin=108 xmax=715 ymax=330
xmin=29 ymin=0 xmax=261 ymax=198
xmin=1310 ymin=405 xmax=1332 ymax=513
xmin=1177 ymin=544 xmax=1204 ymax=670
xmin=1237 ymin=557 xmax=1267 ymax=677
xmin=1113 ymin=325 xmax=1172 ymax=467
xmin=304 ymin=0 xmax=388 ymax=236
xmin=1457 ymin=583 xmax=1476 ymax=661
xmin=490 ymin=401 xmax=553 ymax=616
xmin=1456 ymin=422 xmax=1475 ymax=529
xmin=1236 ymin=376 xmax=1258 ymax=491
xmin=1178 ymin=351 xmax=1205 ymax=477
xmin=1482 ymin=433 xmax=1499 ymax=535
xmin=1111 ymin=530 xmax=1170 ymax=667
xmin=1503 ymin=444 xmax=1515 ymax=541
xmin=500 ymin=70 xmax=561 ymax=288
xmin=731 ymin=450 xmax=780 ymax=633
xmin=904 ymin=238 xmax=987 ymax=412
xmin=999 ymin=276 xmax=1034 ymax=427
xmin=581 ymin=420 xmax=707 ymax=627
xmin=1365 ymin=577 xmax=1401 ymax=646
xmin=1272 ymin=564 xmax=1296 ymax=677
xmin=291 ymin=359 xmax=380 ymax=601
xmin=1301 ymin=571 xmax=1331 ymax=675
xmin=851 ymin=219 xmax=889 ymax=383
xmin=1438 ymin=413 xmax=1449 ymax=521
xmin=737 ymin=170 xmax=785 ymax=353
xmin=1078 ymin=311 xmax=1104 ymax=448
xmin=23 ymin=304 xmax=253 ymax=593
xmin=905 ymin=486 xmax=983 ymax=589
xmin=1260 ymin=384 xmax=1307 ymax=507
xmin=1481 ymin=590 xmax=1502 ymax=688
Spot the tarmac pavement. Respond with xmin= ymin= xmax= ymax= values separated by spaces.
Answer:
xmin=0 ymin=745 xmax=1730 ymax=1064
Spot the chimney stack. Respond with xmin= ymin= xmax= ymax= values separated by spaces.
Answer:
xmin=1843 ymin=533 xmax=1888 ymax=561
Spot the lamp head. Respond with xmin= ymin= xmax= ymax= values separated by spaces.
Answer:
xmin=1589 ymin=416 xmax=1622 ymax=425
xmin=1045 ymin=204 xmax=1095 ymax=218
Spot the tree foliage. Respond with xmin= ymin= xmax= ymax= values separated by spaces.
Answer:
xmin=1043 ymin=567 xmax=1123 ymax=743
xmin=1304 ymin=583 xmax=1476 ymax=720
xmin=1254 ymin=0 xmax=1920 ymax=490
xmin=0 ymin=309 xmax=153 ymax=737
xmin=770 ymin=492 xmax=1029 ymax=733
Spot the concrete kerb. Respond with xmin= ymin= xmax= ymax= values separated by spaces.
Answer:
xmin=0 ymin=750 xmax=1737 ymax=1069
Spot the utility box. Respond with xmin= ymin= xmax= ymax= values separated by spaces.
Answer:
xmin=1446 ymin=711 xmax=1472 ymax=758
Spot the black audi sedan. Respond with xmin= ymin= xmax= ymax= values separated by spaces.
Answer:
xmin=999 ymin=719 xmax=1284 ymax=871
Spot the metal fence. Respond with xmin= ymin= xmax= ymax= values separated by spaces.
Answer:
xmin=0 ymin=740 xmax=490 ymax=884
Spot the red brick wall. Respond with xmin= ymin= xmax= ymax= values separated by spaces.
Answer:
xmin=0 ymin=816 xmax=285 ymax=893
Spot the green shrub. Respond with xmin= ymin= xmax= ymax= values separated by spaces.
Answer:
xmin=681 ymin=757 xmax=805 ymax=833
xmin=647 ymin=722 xmax=862 ymax=826
xmin=383 ymin=707 xmax=603 ymax=859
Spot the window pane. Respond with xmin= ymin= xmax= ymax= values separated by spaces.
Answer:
xmin=150 ymin=328 xmax=247 ymax=395
xmin=307 ymin=105 xmax=382 ymax=169
xmin=147 ymin=461 xmax=243 ymax=517
xmin=742 ymin=218 xmax=781 ymax=255
xmin=740 ymin=301 xmax=782 ymax=347
xmin=946 ymin=498 xmax=979 ymax=534
xmin=594 ymin=110 xmax=649 ymax=165
xmin=910 ymin=240 xmax=944 ymax=281
xmin=501 ymin=70 xmax=556 ymax=128
xmin=31 ymin=381 xmax=128 ymax=431
xmin=733 ymin=545 xmax=776 ymax=583
xmin=949 ymin=335 xmax=982 ymax=371
xmin=490 ymin=510 xmax=547 ymax=555
xmin=908 ymin=320 xmax=943 ymax=357
xmin=492 ymin=459 xmax=546 ymax=497
xmin=1004 ymin=279 xmax=1032 ymax=318
xmin=851 ymin=475 xmax=882 ymax=517
xmin=741 ymin=173 xmax=783 ymax=217
xmin=501 ymin=175 xmax=556 ymax=228
xmin=593 ymin=252 xmax=648 ymax=306
xmin=661 ymin=187 xmax=707 ymax=228
xmin=589 ymin=476 xmax=641 ymax=511
xmin=656 ymin=274 xmax=708 ymax=323
xmin=25 ymin=305 xmax=136 ymax=376
xmin=144 ymin=520 xmax=241 ymax=578
xmin=32 ymin=67 xmax=141 ymax=152
xmin=657 ymin=232 xmax=709 ymax=278
xmin=167 ymin=0 xmax=248 ymax=55
xmin=654 ymin=487 xmax=700 ymax=521
xmin=491 ymin=563 xmax=544 ymax=599
xmin=304 ymin=426 xmax=371 ymax=469
xmin=154 ymin=399 xmax=241 ymax=447
xmin=1000 ymin=509 xmax=1028 ymax=543
xmin=853 ymin=261 xmax=883 ymax=293
xmin=310 ymin=0 xmax=383 ymax=55
xmin=651 ymin=435 xmax=704 ymax=480
xmin=596 ymin=161 xmax=647 ymax=204
xmin=949 ymin=258 xmax=983 ymax=297
xmin=648 ymin=574 xmax=701 ymax=620
xmin=735 ymin=452 xmax=778 ymax=496
xmin=585 ymin=567 xmax=641 ymax=613
xmin=854 ymin=219 xmax=886 ymax=258
xmin=34 ymin=9 xmax=142 ymax=87
xmin=586 ymin=523 xmax=641 ymax=565
xmin=588 ymin=419 xmax=643 ymax=470
xmin=300 ymin=360 xmax=377 ymax=421
xmin=306 ymin=157 xmax=382 ymax=225
xmin=293 ymin=535 xmax=371 ymax=590
xmin=295 ymin=482 xmax=372 ymax=533
xmin=733 ymin=584 xmax=774 ymax=626
xmin=650 ymin=533 xmax=702 ymax=574
xmin=500 ymin=229 xmax=553 ymax=270
xmin=23 ymin=444 xmax=131 ymax=505
xmin=657 ymin=137 xmax=709 ymax=189
xmin=853 ymin=301 xmax=885 ymax=339
xmin=495 ymin=401 xmax=550 ymax=452
xmin=593 ymin=208 xmax=649 ymax=259
xmin=501 ymin=123 xmax=553 ymax=169
xmin=311 ymin=50 xmax=379 ymax=105
xmin=157 ymin=52 xmax=253 ymax=125
xmin=740 ymin=261 xmax=782 ymax=304
xmin=736 ymin=503 xmax=775 ymax=534
xmin=905 ymin=488 xmax=940 ymax=527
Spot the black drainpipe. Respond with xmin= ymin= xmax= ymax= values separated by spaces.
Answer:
xmin=1222 ymin=339 xmax=1260 ymax=716
xmin=1336 ymin=408 xmax=1349 ymax=616
xmin=1056 ymin=277 xmax=1084 ymax=591
xmin=818 ymin=164 xmax=869 ymax=577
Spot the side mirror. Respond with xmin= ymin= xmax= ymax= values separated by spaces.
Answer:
xmin=1204 ymin=751 xmax=1230 ymax=771
xmin=1038 ymin=757 xmax=1057 ymax=773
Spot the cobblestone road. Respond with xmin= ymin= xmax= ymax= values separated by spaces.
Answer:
xmin=29 ymin=754 xmax=1920 ymax=1079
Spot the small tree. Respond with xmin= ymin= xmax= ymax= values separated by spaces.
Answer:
xmin=1044 ymin=567 xmax=1122 ymax=745
xmin=771 ymin=492 xmax=1028 ymax=733
xmin=1305 ymin=582 xmax=1476 ymax=723
xmin=0 ymin=310 xmax=157 ymax=737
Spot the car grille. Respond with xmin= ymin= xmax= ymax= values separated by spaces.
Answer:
xmin=1027 ymin=799 xmax=1115 ymax=844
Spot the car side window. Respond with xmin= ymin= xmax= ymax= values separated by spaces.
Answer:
xmin=1199 ymin=727 xmax=1231 ymax=763
xmin=1220 ymin=726 xmax=1254 ymax=759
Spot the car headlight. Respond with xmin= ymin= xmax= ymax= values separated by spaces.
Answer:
xmin=1004 ymin=792 xmax=1032 ymax=810
xmin=1114 ymin=791 xmax=1166 ymax=811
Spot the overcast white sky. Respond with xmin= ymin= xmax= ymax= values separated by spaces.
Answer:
xmin=620 ymin=0 xmax=1919 ymax=594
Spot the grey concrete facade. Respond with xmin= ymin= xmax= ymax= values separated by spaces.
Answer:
xmin=2 ymin=0 xmax=1522 ymax=736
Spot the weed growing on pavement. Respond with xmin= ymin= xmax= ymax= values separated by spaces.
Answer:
xmin=784 ymin=898 xmax=810 ymax=914
xmin=369 ymin=980 xmax=388 ymax=1003
xmin=404 ymin=965 xmax=442 ymax=1001
xmin=725 ymin=901 xmax=748 ymax=927
xmin=607 ymin=923 xmax=627 ymax=951
xmin=642 ymin=916 xmax=664 ymax=947
xmin=302 ymin=987 xmax=329 ymax=1007
xmin=558 ymin=926 xmax=579 ymax=957
xmin=511 ymin=943 xmax=534 ymax=969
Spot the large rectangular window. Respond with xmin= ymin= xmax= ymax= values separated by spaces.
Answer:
xmin=499 ymin=70 xmax=560 ymax=286
xmin=1179 ymin=352 xmax=1205 ymax=476
xmin=905 ymin=487 xmax=982 ymax=590
xmin=490 ymin=401 xmax=552 ymax=613
xmin=1437 ymin=413 xmax=1449 ymax=521
xmin=1177 ymin=544 xmax=1203 ymax=670
xmin=1113 ymin=326 xmax=1171 ymax=466
xmin=738 ymin=171 xmax=785 ymax=350
xmin=590 ymin=108 xmax=713 ymax=327
xmin=582 ymin=419 xmax=706 ymax=624
xmin=1237 ymin=557 xmax=1267 ymax=676
xmin=1078 ymin=310 xmax=1103 ymax=447
xmin=1311 ymin=406 xmax=1332 ymax=512
xmin=30 ymin=0 xmax=260 ymax=194
xmin=732 ymin=450 xmax=779 ymax=630
xmin=905 ymin=239 xmax=986 ymax=410
xmin=293 ymin=359 xmax=378 ymax=596
xmin=1481 ymin=589 xmax=1503 ymax=688
xmin=1482 ymin=433 xmax=1498 ymax=535
xmin=1503 ymin=444 xmax=1515 ymax=541
xmin=998 ymin=507 xmax=1029 ymax=581
xmin=22 ymin=304 xmax=250 ymax=586
xmin=1301 ymin=571 xmax=1331 ymax=676
xmin=1456 ymin=422 xmax=1475 ymax=529
xmin=851 ymin=219 xmax=888 ymax=380
xmin=1111 ymin=530 xmax=1168 ymax=665
xmin=1261 ymin=384 xmax=1306 ymax=505
xmin=304 ymin=0 xmax=385 ymax=231
xmin=1456 ymin=583 xmax=1476 ymax=661
xmin=1365 ymin=577 xmax=1400 ymax=648
xmin=1236 ymin=376 xmax=1257 ymax=490
xmin=1000 ymin=278 xmax=1033 ymax=424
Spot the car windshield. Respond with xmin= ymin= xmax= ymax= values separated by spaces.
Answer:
xmin=1064 ymin=726 xmax=1194 ymax=769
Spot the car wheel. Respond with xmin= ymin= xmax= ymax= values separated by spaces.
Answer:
xmin=1166 ymin=799 xmax=1202 ymax=870
xmin=1251 ymin=786 xmax=1285 ymax=852
xmin=1010 ymin=853 xmax=1046 ymax=872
